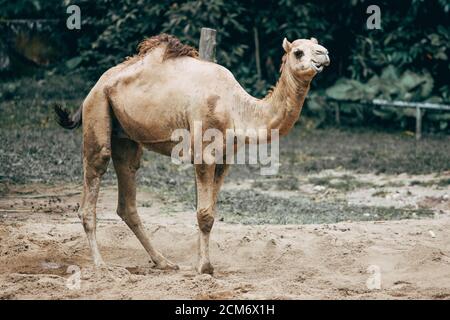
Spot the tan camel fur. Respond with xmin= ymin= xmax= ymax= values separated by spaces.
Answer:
xmin=55 ymin=34 xmax=330 ymax=274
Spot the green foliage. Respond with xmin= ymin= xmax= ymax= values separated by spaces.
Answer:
xmin=322 ymin=65 xmax=449 ymax=129
xmin=1 ymin=0 xmax=449 ymax=131
xmin=0 ymin=0 xmax=63 ymax=19
xmin=326 ymin=66 xmax=435 ymax=102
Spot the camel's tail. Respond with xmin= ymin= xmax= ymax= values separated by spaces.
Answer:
xmin=54 ymin=104 xmax=82 ymax=129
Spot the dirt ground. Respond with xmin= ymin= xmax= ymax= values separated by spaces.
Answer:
xmin=1 ymin=170 xmax=449 ymax=300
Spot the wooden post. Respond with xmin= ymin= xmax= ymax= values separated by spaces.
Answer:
xmin=415 ymin=106 xmax=422 ymax=140
xmin=335 ymin=102 xmax=341 ymax=126
xmin=199 ymin=28 xmax=217 ymax=62
xmin=253 ymin=27 xmax=262 ymax=80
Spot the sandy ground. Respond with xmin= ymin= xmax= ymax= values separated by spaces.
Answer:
xmin=0 ymin=172 xmax=449 ymax=300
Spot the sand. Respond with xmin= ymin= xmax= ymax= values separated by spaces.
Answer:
xmin=0 ymin=179 xmax=449 ymax=300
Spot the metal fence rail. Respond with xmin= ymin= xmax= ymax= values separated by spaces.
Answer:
xmin=328 ymin=98 xmax=450 ymax=140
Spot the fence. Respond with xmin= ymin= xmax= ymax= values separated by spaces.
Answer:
xmin=330 ymin=98 xmax=450 ymax=140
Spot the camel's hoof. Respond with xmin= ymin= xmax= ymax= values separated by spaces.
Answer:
xmin=197 ymin=262 xmax=214 ymax=275
xmin=153 ymin=259 xmax=179 ymax=271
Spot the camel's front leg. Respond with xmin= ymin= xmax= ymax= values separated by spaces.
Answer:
xmin=194 ymin=164 xmax=230 ymax=274
xmin=194 ymin=164 xmax=216 ymax=274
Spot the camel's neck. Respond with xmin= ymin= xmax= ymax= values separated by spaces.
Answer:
xmin=263 ymin=67 xmax=311 ymax=136
xmin=231 ymin=65 xmax=311 ymax=138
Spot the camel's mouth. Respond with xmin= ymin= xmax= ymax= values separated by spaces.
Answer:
xmin=312 ymin=62 xmax=324 ymax=73
xmin=311 ymin=53 xmax=330 ymax=73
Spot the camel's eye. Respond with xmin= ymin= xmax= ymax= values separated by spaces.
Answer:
xmin=294 ymin=49 xmax=304 ymax=59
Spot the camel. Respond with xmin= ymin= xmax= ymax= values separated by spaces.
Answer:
xmin=54 ymin=33 xmax=329 ymax=274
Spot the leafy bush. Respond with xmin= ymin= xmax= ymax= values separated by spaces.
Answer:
xmin=1 ymin=0 xmax=449 ymax=131
xmin=321 ymin=65 xmax=449 ymax=130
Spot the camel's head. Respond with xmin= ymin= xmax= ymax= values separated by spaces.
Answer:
xmin=282 ymin=37 xmax=330 ymax=77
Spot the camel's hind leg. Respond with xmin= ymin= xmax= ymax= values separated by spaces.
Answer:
xmin=111 ymin=137 xmax=178 ymax=270
xmin=79 ymin=95 xmax=112 ymax=267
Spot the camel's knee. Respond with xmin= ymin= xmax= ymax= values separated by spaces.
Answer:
xmin=197 ymin=207 xmax=215 ymax=233
xmin=99 ymin=146 xmax=111 ymax=161
xmin=86 ymin=146 xmax=111 ymax=177
xmin=96 ymin=146 xmax=111 ymax=171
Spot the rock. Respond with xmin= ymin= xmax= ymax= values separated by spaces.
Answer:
xmin=313 ymin=185 xmax=326 ymax=192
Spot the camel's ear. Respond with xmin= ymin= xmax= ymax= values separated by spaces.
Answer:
xmin=282 ymin=38 xmax=292 ymax=53
xmin=310 ymin=37 xmax=318 ymax=44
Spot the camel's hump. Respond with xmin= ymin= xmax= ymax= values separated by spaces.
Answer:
xmin=136 ymin=33 xmax=199 ymax=61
